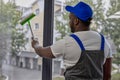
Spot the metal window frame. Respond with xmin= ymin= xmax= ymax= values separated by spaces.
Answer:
xmin=42 ymin=0 xmax=54 ymax=80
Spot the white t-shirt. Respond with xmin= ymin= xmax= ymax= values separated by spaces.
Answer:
xmin=51 ymin=31 xmax=112 ymax=69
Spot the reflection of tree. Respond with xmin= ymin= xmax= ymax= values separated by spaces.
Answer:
xmin=0 ymin=0 xmax=25 ymax=75
xmin=55 ymin=0 xmax=120 ymax=65
xmin=55 ymin=12 xmax=70 ymax=41
xmin=0 ymin=32 xmax=9 ymax=75
xmin=90 ymin=0 xmax=120 ymax=65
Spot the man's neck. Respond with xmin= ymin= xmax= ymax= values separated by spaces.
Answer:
xmin=75 ymin=26 xmax=90 ymax=32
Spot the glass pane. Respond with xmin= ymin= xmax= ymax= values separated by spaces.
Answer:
xmin=53 ymin=0 xmax=120 ymax=80
xmin=1 ymin=0 xmax=44 ymax=80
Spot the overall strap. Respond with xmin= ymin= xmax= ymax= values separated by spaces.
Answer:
xmin=100 ymin=34 xmax=105 ymax=50
xmin=70 ymin=34 xmax=85 ymax=51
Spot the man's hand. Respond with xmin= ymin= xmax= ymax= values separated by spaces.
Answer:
xmin=31 ymin=37 xmax=40 ymax=48
xmin=31 ymin=37 xmax=42 ymax=56
xmin=103 ymin=58 xmax=112 ymax=80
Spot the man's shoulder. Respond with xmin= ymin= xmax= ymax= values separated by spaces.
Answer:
xmin=73 ymin=31 xmax=100 ymax=39
xmin=74 ymin=31 xmax=99 ymax=35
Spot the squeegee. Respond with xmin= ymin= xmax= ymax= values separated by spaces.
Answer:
xmin=20 ymin=13 xmax=36 ymax=38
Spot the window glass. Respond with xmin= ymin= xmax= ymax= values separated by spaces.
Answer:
xmin=0 ymin=0 xmax=44 ymax=80
xmin=53 ymin=0 xmax=119 ymax=80
xmin=1 ymin=0 xmax=119 ymax=80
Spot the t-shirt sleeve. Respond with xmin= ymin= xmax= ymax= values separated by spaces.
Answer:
xmin=105 ymin=39 xmax=113 ymax=58
xmin=50 ymin=38 xmax=66 ymax=58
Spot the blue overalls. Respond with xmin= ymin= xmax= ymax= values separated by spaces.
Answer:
xmin=64 ymin=34 xmax=105 ymax=80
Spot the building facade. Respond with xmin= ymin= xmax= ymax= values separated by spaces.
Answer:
xmin=12 ymin=0 xmax=64 ymax=73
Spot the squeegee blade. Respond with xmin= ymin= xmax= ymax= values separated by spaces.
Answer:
xmin=20 ymin=13 xmax=36 ymax=25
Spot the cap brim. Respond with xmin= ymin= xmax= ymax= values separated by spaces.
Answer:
xmin=65 ymin=6 xmax=74 ymax=13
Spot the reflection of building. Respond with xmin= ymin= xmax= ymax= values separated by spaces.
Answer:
xmin=15 ymin=51 xmax=39 ymax=70
xmin=14 ymin=0 xmax=45 ymax=70
xmin=10 ymin=0 xmax=64 ymax=72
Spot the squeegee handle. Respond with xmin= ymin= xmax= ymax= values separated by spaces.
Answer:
xmin=28 ymin=21 xmax=34 ymax=39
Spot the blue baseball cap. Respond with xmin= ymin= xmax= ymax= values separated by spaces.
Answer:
xmin=65 ymin=1 xmax=93 ymax=22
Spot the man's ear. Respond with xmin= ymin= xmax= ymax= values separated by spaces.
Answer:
xmin=74 ymin=18 xmax=79 ymax=25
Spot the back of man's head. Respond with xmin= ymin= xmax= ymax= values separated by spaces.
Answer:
xmin=65 ymin=1 xmax=93 ymax=27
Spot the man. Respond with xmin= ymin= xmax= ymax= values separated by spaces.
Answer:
xmin=31 ymin=1 xmax=112 ymax=80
